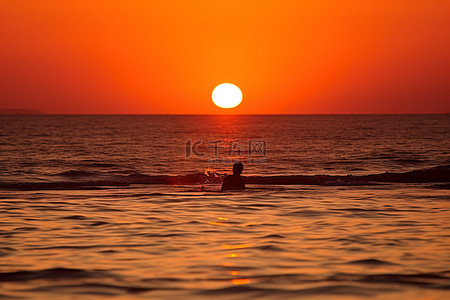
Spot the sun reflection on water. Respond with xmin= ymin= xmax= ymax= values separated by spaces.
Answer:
xmin=222 ymin=244 xmax=250 ymax=250
xmin=232 ymin=278 xmax=251 ymax=285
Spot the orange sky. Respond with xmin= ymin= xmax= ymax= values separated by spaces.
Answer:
xmin=1 ymin=0 xmax=449 ymax=114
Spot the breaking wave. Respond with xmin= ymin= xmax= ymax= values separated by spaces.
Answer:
xmin=1 ymin=165 xmax=449 ymax=190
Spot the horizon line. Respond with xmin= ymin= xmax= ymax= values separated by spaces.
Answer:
xmin=0 ymin=111 xmax=449 ymax=116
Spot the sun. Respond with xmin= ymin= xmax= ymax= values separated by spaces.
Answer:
xmin=212 ymin=83 xmax=243 ymax=108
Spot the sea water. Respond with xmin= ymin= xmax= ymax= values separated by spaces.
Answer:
xmin=0 ymin=114 xmax=449 ymax=299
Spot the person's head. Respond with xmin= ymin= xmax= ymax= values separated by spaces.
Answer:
xmin=232 ymin=162 xmax=243 ymax=176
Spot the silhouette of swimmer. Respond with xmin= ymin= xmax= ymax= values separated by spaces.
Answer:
xmin=221 ymin=163 xmax=245 ymax=191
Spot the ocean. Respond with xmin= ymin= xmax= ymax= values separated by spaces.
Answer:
xmin=0 ymin=114 xmax=449 ymax=299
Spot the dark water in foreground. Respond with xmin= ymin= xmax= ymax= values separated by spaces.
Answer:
xmin=0 ymin=115 xmax=449 ymax=299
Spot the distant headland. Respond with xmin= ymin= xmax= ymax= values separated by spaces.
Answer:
xmin=0 ymin=109 xmax=45 ymax=114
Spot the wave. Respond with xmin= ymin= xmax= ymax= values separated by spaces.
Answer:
xmin=0 ymin=268 xmax=107 ymax=282
xmin=247 ymin=165 xmax=450 ymax=185
xmin=3 ymin=267 xmax=448 ymax=289
xmin=198 ymin=271 xmax=450 ymax=296
xmin=1 ymin=165 xmax=449 ymax=190
xmin=57 ymin=170 xmax=97 ymax=177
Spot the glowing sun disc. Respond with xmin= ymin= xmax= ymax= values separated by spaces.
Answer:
xmin=212 ymin=83 xmax=243 ymax=108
